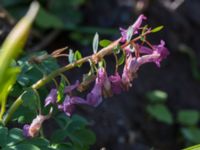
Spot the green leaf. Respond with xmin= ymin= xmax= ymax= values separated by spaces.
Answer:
xmin=177 ymin=110 xmax=199 ymax=126
xmin=55 ymin=114 xmax=71 ymax=128
xmin=68 ymin=129 xmax=96 ymax=146
xmin=57 ymin=76 xmax=66 ymax=103
xmin=74 ymin=50 xmax=82 ymax=67
xmin=92 ymin=32 xmax=99 ymax=54
xmin=50 ymin=129 xmax=69 ymax=143
xmin=126 ymin=26 xmax=133 ymax=42
xmin=68 ymin=49 xmax=75 ymax=63
xmin=146 ymin=90 xmax=168 ymax=103
xmin=118 ymin=52 xmax=125 ymax=66
xmin=3 ymin=144 xmax=40 ymax=150
xmin=67 ymin=115 xmax=88 ymax=132
xmin=99 ymin=40 xmax=111 ymax=48
xmin=181 ymin=127 xmax=200 ymax=144
xmin=0 ymin=126 xmax=8 ymax=147
xmin=151 ymin=26 xmax=164 ymax=33
xmin=184 ymin=144 xmax=200 ymax=150
xmin=113 ymin=45 xmax=121 ymax=54
xmin=21 ymin=89 xmax=38 ymax=110
xmin=22 ymin=137 xmax=50 ymax=149
xmin=56 ymin=143 xmax=73 ymax=150
xmin=7 ymin=128 xmax=24 ymax=147
xmin=147 ymin=104 xmax=173 ymax=124
xmin=35 ymin=6 xmax=64 ymax=29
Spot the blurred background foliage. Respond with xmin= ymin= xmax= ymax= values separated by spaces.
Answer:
xmin=1 ymin=0 xmax=200 ymax=150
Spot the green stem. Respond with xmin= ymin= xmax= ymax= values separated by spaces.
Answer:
xmin=3 ymin=92 xmax=25 ymax=125
xmin=3 ymin=30 xmax=152 ymax=125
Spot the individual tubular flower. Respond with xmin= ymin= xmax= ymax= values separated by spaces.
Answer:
xmin=97 ymin=68 xmax=112 ymax=97
xmin=137 ymin=40 xmax=169 ymax=67
xmin=23 ymin=114 xmax=50 ymax=138
xmin=86 ymin=82 xmax=103 ymax=107
xmin=58 ymin=96 xmax=88 ymax=116
xmin=109 ymin=73 xmax=123 ymax=94
xmin=44 ymin=89 xmax=57 ymax=106
xmin=121 ymin=54 xmax=135 ymax=90
xmin=120 ymin=14 xmax=147 ymax=42
xmin=121 ymin=40 xmax=169 ymax=89
xmin=64 ymin=80 xmax=79 ymax=93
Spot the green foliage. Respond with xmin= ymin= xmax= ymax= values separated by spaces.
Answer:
xmin=93 ymin=32 xmax=99 ymax=54
xmin=74 ymin=50 xmax=83 ymax=67
xmin=178 ymin=44 xmax=200 ymax=81
xmin=177 ymin=110 xmax=199 ymax=126
xmin=151 ymin=26 xmax=164 ymax=33
xmin=35 ymin=6 xmax=64 ymax=29
xmin=99 ymin=40 xmax=112 ymax=48
xmin=57 ymin=76 xmax=66 ymax=103
xmin=147 ymin=104 xmax=173 ymax=125
xmin=181 ymin=127 xmax=200 ymax=144
xmin=118 ymin=52 xmax=125 ymax=66
xmin=0 ymin=125 xmax=54 ymax=150
xmin=184 ymin=144 xmax=200 ymax=150
xmin=2 ymin=0 xmax=86 ymax=30
xmin=68 ymin=49 xmax=75 ymax=64
xmin=146 ymin=90 xmax=168 ymax=103
xmin=51 ymin=114 xmax=96 ymax=149
xmin=0 ymin=114 xmax=95 ymax=150
xmin=0 ymin=1 xmax=39 ymax=120
xmin=9 ymin=51 xmax=59 ymax=98
xmin=126 ymin=26 xmax=133 ymax=42
xmin=21 ymin=88 xmax=38 ymax=111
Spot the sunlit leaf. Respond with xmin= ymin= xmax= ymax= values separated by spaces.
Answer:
xmin=146 ymin=90 xmax=168 ymax=103
xmin=126 ymin=26 xmax=133 ymax=42
xmin=99 ymin=39 xmax=111 ymax=48
xmin=151 ymin=25 xmax=164 ymax=33
xmin=57 ymin=76 xmax=66 ymax=103
xmin=68 ymin=49 xmax=75 ymax=63
xmin=92 ymin=32 xmax=99 ymax=54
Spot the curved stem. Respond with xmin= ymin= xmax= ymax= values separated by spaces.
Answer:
xmin=3 ymin=30 xmax=152 ymax=125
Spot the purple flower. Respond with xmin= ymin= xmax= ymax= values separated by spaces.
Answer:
xmin=44 ymin=89 xmax=57 ymax=106
xmin=122 ymin=54 xmax=135 ymax=90
xmin=97 ymin=68 xmax=112 ymax=97
xmin=138 ymin=40 xmax=169 ymax=67
xmin=109 ymin=73 xmax=123 ymax=94
xmin=120 ymin=14 xmax=147 ymax=42
xmin=23 ymin=124 xmax=30 ymax=137
xmin=23 ymin=115 xmax=49 ymax=138
xmin=64 ymin=80 xmax=79 ymax=93
xmin=59 ymin=96 xmax=88 ymax=116
xmin=86 ymin=82 xmax=103 ymax=107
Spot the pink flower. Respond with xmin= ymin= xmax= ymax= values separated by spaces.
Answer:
xmin=23 ymin=115 xmax=49 ymax=138
xmin=96 ymin=67 xmax=112 ymax=97
xmin=138 ymin=40 xmax=169 ymax=67
xmin=121 ymin=40 xmax=169 ymax=89
xmin=44 ymin=89 xmax=57 ymax=106
xmin=86 ymin=82 xmax=103 ymax=107
xmin=64 ymin=80 xmax=79 ymax=93
xmin=122 ymin=54 xmax=135 ymax=90
xmin=58 ymin=96 xmax=88 ymax=116
xmin=109 ymin=73 xmax=123 ymax=94
xmin=120 ymin=14 xmax=147 ymax=42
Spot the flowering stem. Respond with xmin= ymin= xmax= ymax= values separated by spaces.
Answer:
xmin=3 ymin=30 xmax=151 ymax=125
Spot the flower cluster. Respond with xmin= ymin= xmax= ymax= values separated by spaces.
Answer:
xmin=43 ymin=14 xmax=169 ymax=117
xmin=23 ymin=14 xmax=169 ymax=138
